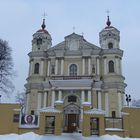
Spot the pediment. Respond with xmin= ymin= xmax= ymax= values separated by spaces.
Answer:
xmin=47 ymin=33 xmax=101 ymax=54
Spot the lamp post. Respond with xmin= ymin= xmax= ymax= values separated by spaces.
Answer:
xmin=125 ymin=94 xmax=131 ymax=106
xmin=0 ymin=95 xmax=1 ymax=103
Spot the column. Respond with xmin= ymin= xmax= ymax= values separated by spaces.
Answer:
xmin=29 ymin=61 xmax=33 ymax=75
xmin=119 ymin=58 xmax=122 ymax=74
xmin=115 ymin=57 xmax=119 ymax=74
xmin=61 ymin=59 xmax=64 ymax=75
xmin=82 ymin=58 xmax=85 ymax=75
xmin=98 ymin=91 xmax=102 ymax=110
xmin=81 ymin=108 xmax=83 ymax=120
xmin=118 ymin=92 xmax=122 ymax=117
xmin=81 ymin=90 xmax=85 ymax=120
xmin=40 ymin=60 xmax=44 ymax=76
xmin=58 ymin=90 xmax=62 ymax=101
xmin=37 ymin=93 xmax=42 ymax=110
xmin=26 ymin=93 xmax=30 ymax=114
xmin=55 ymin=58 xmax=58 ymax=75
xmin=88 ymin=58 xmax=91 ymax=74
xmin=51 ymin=90 xmax=55 ymax=107
xmin=43 ymin=92 xmax=47 ymax=108
xmin=104 ymin=57 xmax=107 ymax=75
xmin=81 ymin=90 xmax=85 ymax=103
xmin=88 ymin=90 xmax=91 ymax=103
xmin=47 ymin=60 xmax=50 ymax=76
xmin=96 ymin=57 xmax=100 ymax=75
xmin=28 ymin=61 xmax=31 ymax=76
xmin=105 ymin=92 xmax=109 ymax=116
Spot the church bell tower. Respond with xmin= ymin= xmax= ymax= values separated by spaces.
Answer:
xmin=99 ymin=15 xmax=126 ymax=117
xmin=25 ymin=19 xmax=52 ymax=114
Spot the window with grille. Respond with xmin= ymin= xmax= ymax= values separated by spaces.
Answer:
xmin=68 ymin=95 xmax=77 ymax=102
xmin=13 ymin=114 xmax=19 ymax=122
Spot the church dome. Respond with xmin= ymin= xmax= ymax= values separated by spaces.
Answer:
xmin=32 ymin=18 xmax=52 ymax=51
xmin=36 ymin=19 xmax=50 ymax=34
xmin=37 ymin=29 xmax=49 ymax=34
xmin=99 ymin=15 xmax=120 ymax=49
xmin=101 ymin=16 xmax=119 ymax=32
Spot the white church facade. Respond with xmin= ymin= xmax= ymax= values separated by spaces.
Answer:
xmin=24 ymin=16 xmax=126 ymax=134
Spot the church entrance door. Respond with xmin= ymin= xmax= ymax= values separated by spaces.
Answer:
xmin=68 ymin=114 xmax=77 ymax=132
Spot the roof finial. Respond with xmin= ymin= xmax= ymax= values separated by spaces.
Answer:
xmin=41 ymin=13 xmax=46 ymax=30
xmin=82 ymin=32 xmax=84 ymax=36
xmin=73 ymin=26 xmax=75 ymax=33
xmin=106 ymin=10 xmax=111 ymax=27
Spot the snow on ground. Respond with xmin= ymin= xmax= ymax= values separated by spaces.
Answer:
xmin=0 ymin=132 xmax=140 ymax=140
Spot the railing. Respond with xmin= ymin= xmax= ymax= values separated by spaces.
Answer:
xmin=51 ymin=75 xmax=94 ymax=80
xmin=105 ymin=117 xmax=123 ymax=129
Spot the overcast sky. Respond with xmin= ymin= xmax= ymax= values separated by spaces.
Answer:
xmin=0 ymin=0 xmax=140 ymax=102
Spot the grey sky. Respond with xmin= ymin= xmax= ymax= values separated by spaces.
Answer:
xmin=0 ymin=0 xmax=140 ymax=101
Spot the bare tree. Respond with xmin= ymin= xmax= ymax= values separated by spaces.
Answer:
xmin=15 ymin=91 xmax=26 ymax=114
xmin=132 ymin=99 xmax=140 ymax=107
xmin=0 ymin=38 xmax=15 ymax=94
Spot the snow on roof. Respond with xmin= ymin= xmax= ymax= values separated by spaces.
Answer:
xmin=105 ymin=128 xmax=124 ymax=131
xmin=55 ymin=100 xmax=63 ymax=104
xmin=82 ymin=102 xmax=91 ymax=106
xmin=84 ymin=108 xmax=105 ymax=115
xmin=13 ymin=108 xmax=21 ymax=112
xmin=49 ymin=79 xmax=93 ymax=88
xmin=39 ymin=106 xmax=61 ymax=113
xmin=121 ymin=112 xmax=129 ymax=115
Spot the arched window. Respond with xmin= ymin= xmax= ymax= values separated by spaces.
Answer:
xmin=34 ymin=63 xmax=39 ymax=74
xmin=37 ymin=38 xmax=42 ymax=45
xmin=108 ymin=42 xmax=113 ymax=49
xmin=108 ymin=60 xmax=114 ymax=73
xmin=69 ymin=64 xmax=77 ymax=76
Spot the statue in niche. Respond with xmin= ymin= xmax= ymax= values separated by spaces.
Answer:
xmin=92 ymin=65 xmax=95 ymax=74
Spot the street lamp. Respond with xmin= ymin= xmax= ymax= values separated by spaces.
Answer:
xmin=125 ymin=94 xmax=131 ymax=106
xmin=0 ymin=95 xmax=1 ymax=103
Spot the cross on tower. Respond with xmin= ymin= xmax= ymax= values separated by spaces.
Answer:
xmin=43 ymin=12 xmax=47 ymax=19
xmin=41 ymin=12 xmax=47 ymax=30
xmin=106 ymin=10 xmax=110 ymax=16
xmin=73 ymin=26 xmax=75 ymax=33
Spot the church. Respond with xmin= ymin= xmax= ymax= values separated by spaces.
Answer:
xmin=25 ymin=16 xmax=125 ymax=134
xmin=0 ymin=16 xmax=140 ymax=137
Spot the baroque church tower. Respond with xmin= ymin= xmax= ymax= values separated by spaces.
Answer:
xmin=26 ymin=19 xmax=52 ymax=113
xmin=25 ymin=16 xmax=126 ymax=132
xmin=99 ymin=16 xmax=126 ymax=117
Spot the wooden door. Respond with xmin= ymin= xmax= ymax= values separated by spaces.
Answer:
xmin=68 ymin=114 xmax=77 ymax=132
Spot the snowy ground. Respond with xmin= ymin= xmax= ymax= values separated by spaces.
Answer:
xmin=0 ymin=132 xmax=140 ymax=140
